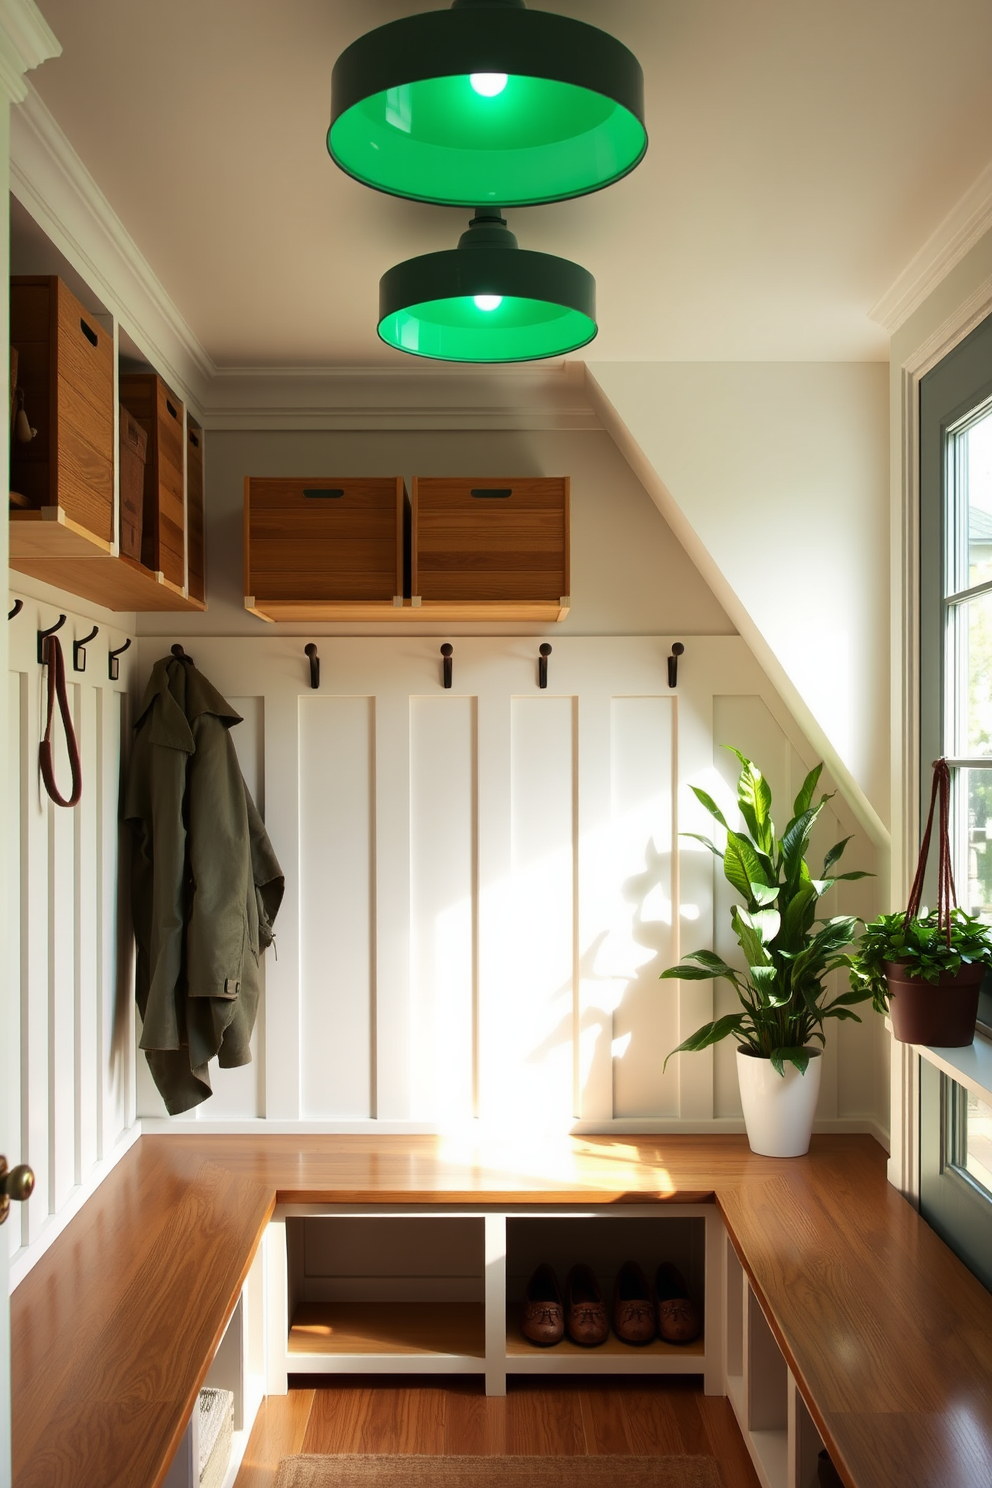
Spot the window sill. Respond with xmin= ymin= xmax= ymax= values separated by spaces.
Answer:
xmin=895 ymin=1020 xmax=992 ymax=1106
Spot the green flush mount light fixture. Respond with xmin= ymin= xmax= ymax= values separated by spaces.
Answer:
xmin=329 ymin=0 xmax=647 ymax=208
xmin=378 ymin=212 xmax=597 ymax=362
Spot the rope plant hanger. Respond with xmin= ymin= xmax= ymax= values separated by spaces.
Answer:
xmin=905 ymin=758 xmax=957 ymax=944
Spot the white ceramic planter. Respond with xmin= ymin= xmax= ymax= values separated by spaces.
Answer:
xmin=736 ymin=1047 xmax=822 ymax=1157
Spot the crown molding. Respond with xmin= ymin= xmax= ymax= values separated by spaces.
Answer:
xmin=202 ymin=361 xmax=600 ymax=430
xmin=870 ymin=160 xmax=992 ymax=335
xmin=10 ymin=83 xmax=214 ymax=408
xmin=0 ymin=0 xmax=59 ymax=104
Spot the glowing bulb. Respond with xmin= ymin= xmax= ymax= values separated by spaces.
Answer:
xmin=470 ymin=73 xmax=508 ymax=97
xmin=474 ymin=295 xmax=503 ymax=312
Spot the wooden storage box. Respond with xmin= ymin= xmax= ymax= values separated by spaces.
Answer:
xmin=411 ymin=476 xmax=570 ymax=621
xmin=119 ymin=371 xmax=185 ymax=586
xmin=10 ymin=275 xmax=115 ymax=541
xmin=186 ymin=415 xmax=205 ymax=604
xmin=244 ymin=477 xmax=407 ymax=622
xmin=118 ymin=404 xmax=147 ymax=561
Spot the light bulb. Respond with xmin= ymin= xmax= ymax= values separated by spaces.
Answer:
xmin=470 ymin=73 xmax=508 ymax=97
xmin=474 ymin=295 xmax=503 ymax=312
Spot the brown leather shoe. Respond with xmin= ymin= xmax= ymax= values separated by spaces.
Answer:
xmin=613 ymin=1259 xmax=655 ymax=1344
xmin=655 ymin=1262 xmax=702 ymax=1344
xmin=565 ymin=1263 xmax=609 ymax=1346
xmin=520 ymin=1263 xmax=564 ymax=1346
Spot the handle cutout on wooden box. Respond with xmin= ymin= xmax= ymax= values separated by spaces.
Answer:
xmin=166 ymin=399 xmax=179 ymax=420
xmin=79 ymin=318 xmax=98 ymax=347
xmin=471 ymin=488 xmax=512 ymax=499
xmin=304 ymin=488 xmax=344 ymax=499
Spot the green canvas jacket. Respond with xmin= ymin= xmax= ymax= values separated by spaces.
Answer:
xmin=125 ymin=653 xmax=284 ymax=1114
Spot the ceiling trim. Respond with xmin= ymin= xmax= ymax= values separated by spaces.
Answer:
xmin=204 ymin=362 xmax=600 ymax=432
xmin=870 ymin=160 xmax=992 ymax=335
xmin=10 ymin=82 xmax=214 ymax=407
xmin=0 ymin=0 xmax=59 ymax=105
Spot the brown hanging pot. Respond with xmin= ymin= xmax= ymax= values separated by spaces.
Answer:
xmin=887 ymin=759 xmax=982 ymax=1047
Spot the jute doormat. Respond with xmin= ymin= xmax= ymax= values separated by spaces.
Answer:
xmin=273 ymin=1456 xmax=722 ymax=1488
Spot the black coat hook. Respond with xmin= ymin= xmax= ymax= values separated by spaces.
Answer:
xmin=37 ymin=613 xmax=67 ymax=664
xmin=441 ymin=643 xmax=453 ymax=689
xmin=73 ymin=625 xmax=99 ymax=673
xmin=539 ymin=643 xmax=552 ymax=690
xmin=170 ymin=643 xmax=194 ymax=664
xmin=108 ymin=637 xmax=131 ymax=681
xmin=305 ymin=643 xmax=320 ymax=690
xmin=8 ymin=599 xmax=23 ymax=621
xmin=667 ymin=642 xmax=685 ymax=688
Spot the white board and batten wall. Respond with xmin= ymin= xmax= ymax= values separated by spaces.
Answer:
xmin=131 ymin=633 xmax=885 ymax=1140
xmin=6 ymin=585 xmax=136 ymax=1286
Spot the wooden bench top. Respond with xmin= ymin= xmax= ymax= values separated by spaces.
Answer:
xmin=12 ymin=1133 xmax=992 ymax=1488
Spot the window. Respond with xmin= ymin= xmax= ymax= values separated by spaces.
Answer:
xmin=919 ymin=309 xmax=992 ymax=1282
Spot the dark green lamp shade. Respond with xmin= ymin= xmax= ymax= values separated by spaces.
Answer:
xmin=329 ymin=4 xmax=647 ymax=208
xmin=378 ymin=218 xmax=597 ymax=363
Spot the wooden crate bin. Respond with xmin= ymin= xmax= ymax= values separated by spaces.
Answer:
xmin=10 ymin=275 xmax=115 ymax=542
xmin=244 ymin=477 xmax=407 ymax=622
xmin=411 ymin=476 xmax=570 ymax=621
xmin=186 ymin=415 xmax=205 ymax=605
xmin=119 ymin=371 xmax=185 ymax=587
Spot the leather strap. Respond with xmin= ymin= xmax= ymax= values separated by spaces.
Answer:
xmin=39 ymin=635 xmax=82 ymax=808
xmin=905 ymin=757 xmax=956 ymax=945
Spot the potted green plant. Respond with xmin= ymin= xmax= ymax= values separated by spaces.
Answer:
xmin=661 ymin=748 xmax=872 ymax=1157
xmin=848 ymin=760 xmax=992 ymax=1047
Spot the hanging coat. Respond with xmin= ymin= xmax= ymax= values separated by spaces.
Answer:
xmin=124 ymin=652 xmax=284 ymax=1114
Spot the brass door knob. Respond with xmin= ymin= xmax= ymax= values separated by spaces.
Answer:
xmin=0 ymin=1156 xmax=35 ymax=1225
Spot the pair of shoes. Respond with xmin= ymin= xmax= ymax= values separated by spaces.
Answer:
xmin=613 ymin=1260 xmax=703 ymax=1345
xmin=519 ymin=1263 xmax=609 ymax=1346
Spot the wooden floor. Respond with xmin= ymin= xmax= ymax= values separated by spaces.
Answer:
xmin=233 ymin=1377 xmax=761 ymax=1488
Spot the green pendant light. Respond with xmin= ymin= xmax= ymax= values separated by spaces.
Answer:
xmin=378 ymin=212 xmax=597 ymax=362
xmin=329 ymin=0 xmax=647 ymax=209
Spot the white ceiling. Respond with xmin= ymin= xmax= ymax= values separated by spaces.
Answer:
xmin=27 ymin=0 xmax=992 ymax=368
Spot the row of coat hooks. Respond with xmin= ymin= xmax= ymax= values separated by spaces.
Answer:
xmin=8 ymin=606 xmax=133 ymax=679
xmin=300 ymin=641 xmax=686 ymax=691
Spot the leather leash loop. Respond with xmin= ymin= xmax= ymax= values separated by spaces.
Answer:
xmin=39 ymin=635 xmax=82 ymax=808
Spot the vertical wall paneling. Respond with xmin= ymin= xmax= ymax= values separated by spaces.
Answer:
xmin=495 ymin=695 xmax=575 ymax=1125
xmin=476 ymin=674 xmax=513 ymax=1129
xmin=8 ymin=592 xmax=136 ymax=1274
xmin=610 ymin=696 xmax=676 ymax=1119
xmin=22 ymin=652 xmax=49 ymax=1243
xmin=410 ymin=697 xmax=476 ymax=1123
xmin=74 ymin=681 xmax=98 ymax=1181
xmin=299 ymin=696 xmax=374 ymax=1120
xmin=575 ymin=683 xmax=614 ymax=1123
xmin=130 ymin=636 xmax=881 ymax=1137
xmin=49 ymin=743 xmax=76 ymax=1211
xmin=374 ymin=686 xmax=412 ymax=1122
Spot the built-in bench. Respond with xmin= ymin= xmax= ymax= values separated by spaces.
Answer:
xmin=12 ymin=1134 xmax=992 ymax=1488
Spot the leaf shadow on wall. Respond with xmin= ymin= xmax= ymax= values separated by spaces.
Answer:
xmin=520 ymin=836 xmax=678 ymax=1120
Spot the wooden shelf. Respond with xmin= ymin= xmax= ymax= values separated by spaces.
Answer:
xmin=10 ymin=511 xmax=206 ymax=612
xmin=245 ymin=597 xmax=568 ymax=623
xmin=10 ymin=504 xmax=112 ymax=559
xmin=288 ymin=1302 xmax=486 ymax=1361
xmin=407 ymin=598 xmax=570 ymax=623
xmin=246 ymin=597 xmax=405 ymax=623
